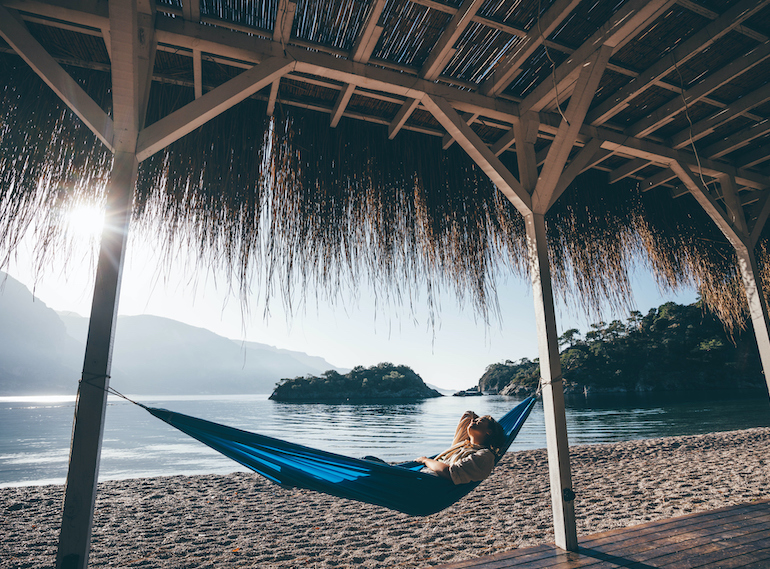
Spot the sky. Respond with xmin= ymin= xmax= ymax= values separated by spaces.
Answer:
xmin=2 ymin=206 xmax=698 ymax=391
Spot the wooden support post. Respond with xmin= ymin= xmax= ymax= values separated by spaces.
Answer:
xmin=672 ymin=162 xmax=770 ymax=398
xmin=735 ymin=243 xmax=770 ymax=397
xmin=525 ymin=212 xmax=578 ymax=551
xmin=56 ymin=151 xmax=137 ymax=569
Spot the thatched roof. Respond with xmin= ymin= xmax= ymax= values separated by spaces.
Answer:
xmin=2 ymin=0 xmax=770 ymax=329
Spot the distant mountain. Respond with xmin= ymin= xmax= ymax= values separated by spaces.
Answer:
xmin=0 ymin=274 xmax=82 ymax=394
xmin=0 ymin=272 xmax=346 ymax=395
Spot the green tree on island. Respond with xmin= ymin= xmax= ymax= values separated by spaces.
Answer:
xmin=478 ymin=302 xmax=763 ymax=396
xmin=270 ymin=362 xmax=442 ymax=401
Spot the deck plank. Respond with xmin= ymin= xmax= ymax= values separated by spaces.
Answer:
xmin=435 ymin=500 xmax=770 ymax=569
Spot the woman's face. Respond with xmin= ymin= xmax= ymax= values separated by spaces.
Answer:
xmin=467 ymin=416 xmax=492 ymax=444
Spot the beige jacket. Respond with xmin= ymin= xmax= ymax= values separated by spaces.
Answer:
xmin=434 ymin=411 xmax=495 ymax=485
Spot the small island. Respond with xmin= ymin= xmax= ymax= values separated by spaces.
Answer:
xmin=269 ymin=362 xmax=443 ymax=402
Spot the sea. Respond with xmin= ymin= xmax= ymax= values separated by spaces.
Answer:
xmin=1 ymin=391 xmax=769 ymax=487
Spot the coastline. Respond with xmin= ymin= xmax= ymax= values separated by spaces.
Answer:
xmin=3 ymin=427 xmax=769 ymax=568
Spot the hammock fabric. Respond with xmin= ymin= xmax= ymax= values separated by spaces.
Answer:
xmin=146 ymin=397 xmax=536 ymax=516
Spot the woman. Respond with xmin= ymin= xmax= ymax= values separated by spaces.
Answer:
xmin=416 ymin=411 xmax=506 ymax=485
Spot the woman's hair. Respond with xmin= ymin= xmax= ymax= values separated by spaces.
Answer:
xmin=481 ymin=415 xmax=507 ymax=459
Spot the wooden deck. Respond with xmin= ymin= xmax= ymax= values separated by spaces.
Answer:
xmin=436 ymin=500 xmax=770 ymax=569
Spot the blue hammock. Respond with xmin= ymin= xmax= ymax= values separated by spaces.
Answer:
xmin=146 ymin=396 xmax=536 ymax=516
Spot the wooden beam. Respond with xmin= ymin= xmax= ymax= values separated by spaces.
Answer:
xmin=193 ymin=48 xmax=203 ymax=99
xmin=514 ymin=114 xmax=540 ymax=192
xmin=420 ymin=0 xmax=484 ymax=81
xmin=609 ymin=157 xmax=649 ymax=184
xmin=750 ymin=190 xmax=770 ymax=246
xmin=533 ymin=46 xmax=612 ymax=214
xmin=0 ymin=5 xmax=114 ymax=150
xmin=671 ymin=82 xmax=770 ymax=150
xmin=524 ymin=212 xmax=578 ymax=552
xmin=55 ymin=2 xmax=145 ymax=565
xmin=332 ymin=0 xmax=386 ymax=126
xmin=592 ymin=126 xmax=770 ymax=190
xmin=422 ymin=94 xmax=531 ymax=215
xmin=673 ymin=160 xmax=770 ymax=396
xmin=273 ymin=0 xmax=296 ymax=44
xmin=550 ymin=138 xmax=607 ymax=207
xmin=136 ymin=11 xmax=156 ymax=130
xmin=737 ymin=144 xmax=770 ymax=169
xmin=719 ymin=173 xmax=750 ymax=236
xmin=587 ymin=0 xmax=770 ymax=126
xmin=480 ymin=0 xmax=581 ymax=98
xmin=267 ymin=78 xmax=280 ymax=116
xmin=671 ymin=160 xmax=743 ymax=245
xmin=388 ymin=97 xmax=420 ymax=139
xmin=136 ymin=57 xmax=295 ymax=160
xmin=734 ymin=245 xmax=770 ymax=397
xmin=520 ymin=0 xmax=673 ymax=115
xmin=182 ymin=0 xmax=200 ymax=22
xmin=704 ymin=119 xmax=770 ymax=159
xmin=352 ymin=0 xmax=386 ymax=63
xmin=491 ymin=125 xmax=517 ymax=157
xmin=640 ymin=168 xmax=677 ymax=192
xmin=110 ymin=0 xmax=144 ymax=149
xmin=676 ymin=0 xmax=769 ymax=42
xmin=442 ymin=112 xmax=478 ymax=149
xmin=628 ymin=40 xmax=770 ymax=138
xmin=56 ymin=151 xmax=136 ymax=569
xmin=331 ymin=83 xmax=355 ymax=127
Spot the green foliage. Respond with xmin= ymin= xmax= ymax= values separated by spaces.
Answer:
xmin=270 ymin=363 xmax=441 ymax=401
xmin=479 ymin=302 xmax=763 ymax=394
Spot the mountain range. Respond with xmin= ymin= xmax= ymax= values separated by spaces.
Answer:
xmin=0 ymin=272 xmax=346 ymax=395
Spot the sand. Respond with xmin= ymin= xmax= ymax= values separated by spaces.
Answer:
xmin=2 ymin=427 xmax=769 ymax=568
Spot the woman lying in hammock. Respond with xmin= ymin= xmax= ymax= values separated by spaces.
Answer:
xmin=416 ymin=411 xmax=506 ymax=485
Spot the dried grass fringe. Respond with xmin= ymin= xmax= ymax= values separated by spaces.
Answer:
xmin=1 ymin=54 xmax=766 ymax=333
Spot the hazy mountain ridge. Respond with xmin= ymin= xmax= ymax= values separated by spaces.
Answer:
xmin=0 ymin=272 xmax=346 ymax=395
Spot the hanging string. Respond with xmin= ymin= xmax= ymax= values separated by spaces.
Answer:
xmin=671 ymin=52 xmax=711 ymax=191
xmin=538 ymin=0 xmax=570 ymax=126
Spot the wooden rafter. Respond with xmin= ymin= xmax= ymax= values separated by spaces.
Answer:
xmin=532 ymin=46 xmax=612 ymax=213
xmin=520 ymin=0 xmax=674 ymax=115
xmin=0 ymin=4 xmax=114 ymax=150
xmin=331 ymin=0 xmax=385 ymax=128
xmin=671 ymin=82 xmax=770 ymax=150
xmin=588 ymin=0 xmax=770 ymax=127
xmin=389 ymin=0 xmax=483 ymax=138
xmin=704 ymin=120 xmax=770 ymax=159
xmin=422 ymin=94 xmax=531 ymax=215
xmin=480 ymin=0 xmax=581 ymax=98
xmin=628 ymin=40 xmax=770 ymax=138
xmin=182 ymin=0 xmax=200 ymax=22
xmin=640 ymin=168 xmax=677 ymax=192
xmin=136 ymin=57 xmax=295 ymax=160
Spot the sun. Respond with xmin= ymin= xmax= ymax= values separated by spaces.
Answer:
xmin=65 ymin=204 xmax=105 ymax=239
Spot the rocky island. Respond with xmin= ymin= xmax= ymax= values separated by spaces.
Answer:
xmin=269 ymin=362 xmax=442 ymax=402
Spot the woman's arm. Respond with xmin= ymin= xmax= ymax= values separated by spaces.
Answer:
xmin=415 ymin=457 xmax=452 ymax=480
xmin=451 ymin=411 xmax=477 ymax=445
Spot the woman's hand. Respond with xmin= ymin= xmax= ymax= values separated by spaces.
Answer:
xmin=416 ymin=457 xmax=451 ymax=480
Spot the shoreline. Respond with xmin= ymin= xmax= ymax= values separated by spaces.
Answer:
xmin=3 ymin=427 xmax=769 ymax=568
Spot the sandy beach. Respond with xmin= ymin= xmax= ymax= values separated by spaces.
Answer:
xmin=2 ymin=427 xmax=768 ymax=568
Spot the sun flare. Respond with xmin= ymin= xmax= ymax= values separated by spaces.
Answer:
xmin=66 ymin=204 xmax=105 ymax=239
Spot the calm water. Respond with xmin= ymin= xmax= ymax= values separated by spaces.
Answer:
xmin=1 ymin=392 xmax=768 ymax=487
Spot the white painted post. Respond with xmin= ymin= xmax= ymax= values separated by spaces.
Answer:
xmin=525 ymin=212 xmax=578 ymax=551
xmin=56 ymin=151 xmax=137 ymax=569
xmin=735 ymin=244 xmax=770 ymax=397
